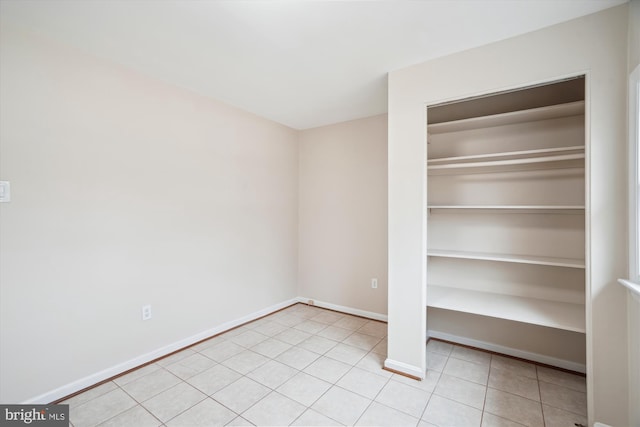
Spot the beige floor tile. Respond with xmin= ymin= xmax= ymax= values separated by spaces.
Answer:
xmin=342 ymin=332 xmax=382 ymax=351
xmin=246 ymin=317 xmax=272 ymax=329
xmin=356 ymin=401 xmax=419 ymax=426
xmin=304 ymin=356 xmax=351 ymax=383
xmin=337 ymin=367 xmax=389 ymax=399
xmin=356 ymin=321 xmax=388 ymax=338
xmin=311 ymin=385 xmax=371 ymax=425
xmin=246 ymin=360 xmax=298 ymax=389
xmin=97 ymin=405 xmax=161 ymax=427
xmin=241 ymin=391 xmax=306 ymax=426
xmin=317 ymin=325 xmax=354 ymax=341
xmin=164 ymin=353 xmax=216 ymax=380
xmin=355 ymin=351 xmax=393 ymax=378
xmin=156 ymin=349 xmax=197 ymax=367
xmin=274 ymin=328 xmax=312 ymax=346
xmin=275 ymin=346 xmax=320 ymax=370
xmin=425 ymin=351 xmax=448 ymax=372
xmin=225 ymin=416 xmax=255 ymax=426
xmin=484 ymin=388 xmax=543 ymax=427
xmin=311 ymin=311 xmax=344 ymax=325
xmin=542 ymin=403 xmax=588 ymax=427
xmin=291 ymin=408 xmax=342 ymax=426
xmin=141 ymin=382 xmax=206 ymax=423
xmin=481 ymin=412 xmax=526 ymax=427
xmin=250 ymin=320 xmax=289 ymax=337
xmin=491 ymin=356 xmax=537 ymax=380
xmin=199 ymin=340 xmax=245 ymax=363
xmin=443 ymin=357 xmax=490 ymax=385
xmin=277 ymin=372 xmax=332 ymax=406
xmin=249 ymin=337 xmax=292 ymax=358
xmin=488 ymin=369 xmax=540 ymax=401
xmin=539 ymin=381 xmax=587 ymax=416
xmin=333 ymin=316 xmax=369 ymax=331
xmin=426 ymin=340 xmax=454 ymax=356
xmin=165 ymin=398 xmax=236 ymax=427
xmin=221 ymin=350 xmax=269 ymax=375
xmin=422 ymin=395 xmax=482 ymax=427
xmin=451 ymin=346 xmax=492 ymax=366
xmin=64 ymin=382 xmax=118 ymax=408
xmin=120 ymin=368 xmax=182 ymax=402
xmin=299 ymin=335 xmax=339 ymax=354
xmin=270 ymin=313 xmax=305 ymax=327
xmin=371 ymin=338 xmax=388 ymax=356
xmin=536 ymin=366 xmax=586 ymax=393
xmin=293 ymin=319 xmax=328 ymax=334
xmin=228 ymin=330 xmax=269 ymax=348
xmin=391 ymin=370 xmax=441 ymax=394
xmin=186 ymin=364 xmax=242 ymax=396
xmin=289 ymin=306 xmax=320 ymax=319
xmin=113 ymin=364 xmax=160 ymax=387
xmin=434 ymin=374 xmax=487 ymax=409
xmin=212 ymin=377 xmax=269 ymax=414
xmin=325 ymin=343 xmax=368 ymax=365
xmin=375 ymin=378 xmax=431 ymax=418
xmin=71 ymin=389 xmax=137 ymax=427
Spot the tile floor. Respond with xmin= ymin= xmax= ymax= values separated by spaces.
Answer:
xmin=63 ymin=303 xmax=587 ymax=427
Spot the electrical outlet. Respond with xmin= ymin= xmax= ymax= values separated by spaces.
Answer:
xmin=142 ymin=305 xmax=152 ymax=321
xmin=371 ymin=278 xmax=378 ymax=289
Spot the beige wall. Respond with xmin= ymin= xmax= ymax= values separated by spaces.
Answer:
xmin=298 ymin=115 xmax=388 ymax=315
xmin=627 ymin=2 xmax=640 ymax=424
xmin=387 ymin=5 xmax=629 ymax=426
xmin=0 ymin=25 xmax=299 ymax=403
xmin=629 ymin=0 xmax=639 ymax=72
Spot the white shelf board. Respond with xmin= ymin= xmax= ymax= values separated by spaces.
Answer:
xmin=427 ymin=285 xmax=586 ymax=333
xmin=428 ymin=205 xmax=585 ymax=211
xmin=428 ymin=101 xmax=584 ymax=134
xmin=427 ymin=145 xmax=584 ymax=165
xmin=427 ymin=153 xmax=584 ymax=171
xmin=426 ymin=249 xmax=585 ymax=269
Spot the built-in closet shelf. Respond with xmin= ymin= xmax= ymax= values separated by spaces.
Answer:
xmin=427 ymin=285 xmax=586 ymax=333
xmin=426 ymin=249 xmax=585 ymax=269
xmin=427 ymin=149 xmax=584 ymax=173
xmin=428 ymin=205 xmax=585 ymax=213
xmin=427 ymin=146 xmax=584 ymax=166
xmin=428 ymin=101 xmax=585 ymax=134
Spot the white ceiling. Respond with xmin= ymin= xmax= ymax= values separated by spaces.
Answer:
xmin=0 ymin=0 xmax=627 ymax=129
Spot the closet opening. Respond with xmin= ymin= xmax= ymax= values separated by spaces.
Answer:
xmin=425 ymin=75 xmax=587 ymax=373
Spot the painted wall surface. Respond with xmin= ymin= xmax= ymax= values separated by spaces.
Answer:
xmin=298 ymin=115 xmax=388 ymax=315
xmin=627 ymin=3 xmax=640 ymax=425
xmin=387 ymin=5 xmax=629 ymax=425
xmin=629 ymin=0 xmax=639 ymax=73
xmin=0 ymin=25 xmax=299 ymax=403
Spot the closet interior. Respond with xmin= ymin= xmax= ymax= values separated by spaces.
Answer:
xmin=426 ymin=76 xmax=586 ymax=369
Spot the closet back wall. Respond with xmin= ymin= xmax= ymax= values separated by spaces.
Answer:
xmin=0 ymin=24 xmax=299 ymax=403
xmin=298 ymin=115 xmax=388 ymax=315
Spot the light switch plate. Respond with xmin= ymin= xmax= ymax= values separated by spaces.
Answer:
xmin=0 ymin=181 xmax=10 ymax=203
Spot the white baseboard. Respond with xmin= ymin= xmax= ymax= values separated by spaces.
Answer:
xmin=428 ymin=329 xmax=586 ymax=373
xmin=296 ymin=296 xmax=387 ymax=322
xmin=24 ymin=298 xmax=299 ymax=404
xmin=383 ymin=358 xmax=424 ymax=379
